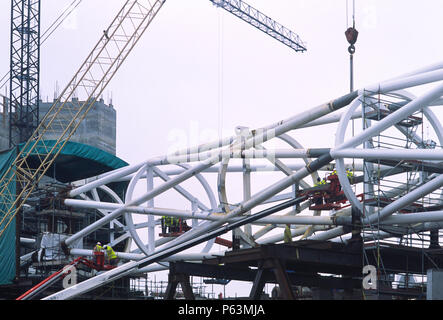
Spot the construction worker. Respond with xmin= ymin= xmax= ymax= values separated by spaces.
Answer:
xmin=284 ymin=224 xmax=292 ymax=243
xmin=346 ymin=169 xmax=354 ymax=181
xmin=161 ymin=216 xmax=167 ymax=234
xmin=172 ymin=217 xmax=180 ymax=233
xmin=161 ymin=216 xmax=172 ymax=233
xmin=169 ymin=217 xmax=175 ymax=233
xmin=93 ymin=242 xmax=104 ymax=268
xmin=94 ymin=242 xmax=103 ymax=252
xmin=331 ymin=168 xmax=354 ymax=180
xmin=313 ymin=177 xmax=325 ymax=205
xmin=168 ymin=216 xmax=175 ymax=233
xmin=104 ymin=245 xmax=118 ymax=266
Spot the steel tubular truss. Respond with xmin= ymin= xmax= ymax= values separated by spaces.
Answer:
xmin=0 ymin=0 xmax=166 ymax=239
xmin=3 ymin=1 xmax=443 ymax=300
xmin=35 ymin=60 xmax=443 ymax=300
xmin=210 ymin=0 xmax=307 ymax=52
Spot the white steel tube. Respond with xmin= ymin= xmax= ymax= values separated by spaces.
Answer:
xmin=69 ymin=161 xmax=145 ymax=197
xmin=64 ymin=155 xmax=221 ymax=246
xmin=382 ymin=211 xmax=443 ymax=225
xmin=309 ymin=175 xmax=443 ymax=241
xmin=66 ymin=90 xmax=353 ymax=247
xmin=146 ymin=165 xmax=155 ymax=254
xmin=365 ymin=174 xmax=443 ymax=224
xmin=162 ymin=154 xmax=331 ymax=249
xmin=161 ymin=93 xmax=358 ymax=167
xmin=362 ymin=68 xmax=443 ymax=96
xmin=391 ymin=60 xmax=443 ymax=80
xmin=257 ymin=225 xmax=330 ymax=244
xmin=65 ymin=198 xmax=334 ymax=225
xmin=299 ymin=109 xmax=362 ymax=128
xmin=69 ymin=248 xmax=218 ymax=262
xmin=308 ymin=226 xmax=346 ymax=241
xmin=111 ymin=162 xmax=370 ymax=181
xmin=336 ymin=80 xmax=443 ymax=151
xmin=333 ymin=148 xmax=443 ymax=161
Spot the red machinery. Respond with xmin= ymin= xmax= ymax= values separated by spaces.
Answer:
xmin=305 ymin=172 xmax=423 ymax=213
xmin=304 ymin=173 xmax=363 ymax=211
xmin=16 ymin=256 xmax=115 ymax=300
xmin=160 ymin=218 xmax=233 ymax=248
xmin=159 ymin=218 xmax=191 ymax=237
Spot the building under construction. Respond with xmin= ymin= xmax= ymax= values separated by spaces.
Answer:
xmin=2 ymin=0 xmax=443 ymax=301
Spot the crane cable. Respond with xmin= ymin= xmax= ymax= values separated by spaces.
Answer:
xmin=345 ymin=0 xmax=358 ymax=187
xmin=346 ymin=0 xmax=356 ymax=29
xmin=0 ymin=0 xmax=83 ymax=92
xmin=218 ymin=9 xmax=224 ymax=141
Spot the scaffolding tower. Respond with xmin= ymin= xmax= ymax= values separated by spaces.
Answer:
xmin=360 ymin=90 xmax=443 ymax=299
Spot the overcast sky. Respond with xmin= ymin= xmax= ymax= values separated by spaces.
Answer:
xmin=1 ymin=0 xmax=443 ymax=298
xmin=1 ymin=0 xmax=443 ymax=164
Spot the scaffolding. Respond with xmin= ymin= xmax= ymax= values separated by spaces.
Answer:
xmin=360 ymin=90 xmax=443 ymax=299
xmin=129 ymin=274 xmax=222 ymax=299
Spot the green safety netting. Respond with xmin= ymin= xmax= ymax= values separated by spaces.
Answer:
xmin=0 ymin=140 xmax=129 ymax=285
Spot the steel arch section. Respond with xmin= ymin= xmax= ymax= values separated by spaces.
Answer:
xmin=76 ymin=184 xmax=133 ymax=252
xmin=215 ymin=128 xmax=322 ymax=243
xmin=333 ymin=88 xmax=443 ymax=227
xmin=124 ymin=162 xmax=218 ymax=257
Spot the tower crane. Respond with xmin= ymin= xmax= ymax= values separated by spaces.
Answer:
xmin=0 ymin=0 xmax=166 ymax=239
xmin=0 ymin=0 xmax=308 ymax=299
xmin=9 ymin=0 xmax=41 ymax=147
xmin=210 ymin=0 xmax=307 ymax=52
xmin=210 ymin=0 xmax=307 ymax=247
xmin=0 ymin=0 xmax=307 ymax=241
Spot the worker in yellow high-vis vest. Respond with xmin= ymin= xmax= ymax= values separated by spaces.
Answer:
xmin=104 ymin=245 xmax=118 ymax=266
xmin=93 ymin=242 xmax=103 ymax=252
xmin=284 ymin=224 xmax=293 ymax=243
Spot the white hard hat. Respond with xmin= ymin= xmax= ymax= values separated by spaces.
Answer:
xmin=97 ymin=242 xmax=101 ymax=245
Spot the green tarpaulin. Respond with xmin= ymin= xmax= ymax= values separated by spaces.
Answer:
xmin=0 ymin=140 xmax=129 ymax=285
xmin=21 ymin=140 xmax=128 ymax=183
xmin=0 ymin=148 xmax=17 ymax=285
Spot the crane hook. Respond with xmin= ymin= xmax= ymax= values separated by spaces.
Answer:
xmin=348 ymin=44 xmax=356 ymax=54
xmin=345 ymin=27 xmax=359 ymax=54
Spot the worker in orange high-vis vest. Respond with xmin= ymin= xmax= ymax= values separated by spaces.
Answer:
xmin=104 ymin=245 xmax=118 ymax=266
